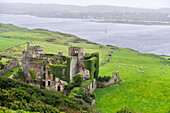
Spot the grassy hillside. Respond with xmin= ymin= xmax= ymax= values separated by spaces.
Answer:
xmin=0 ymin=23 xmax=28 ymax=32
xmin=94 ymin=48 xmax=170 ymax=113
xmin=0 ymin=23 xmax=170 ymax=113
xmin=0 ymin=24 xmax=113 ymax=65
xmin=0 ymin=77 xmax=94 ymax=113
xmin=0 ymin=37 xmax=27 ymax=51
xmin=0 ymin=106 xmax=33 ymax=113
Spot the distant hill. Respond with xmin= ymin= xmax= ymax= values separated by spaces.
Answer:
xmin=0 ymin=3 xmax=170 ymax=22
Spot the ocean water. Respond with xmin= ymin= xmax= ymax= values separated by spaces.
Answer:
xmin=0 ymin=14 xmax=170 ymax=56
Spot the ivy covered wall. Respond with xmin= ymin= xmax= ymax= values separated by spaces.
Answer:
xmin=83 ymin=53 xmax=99 ymax=81
xmin=49 ymin=57 xmax=71 ymax=83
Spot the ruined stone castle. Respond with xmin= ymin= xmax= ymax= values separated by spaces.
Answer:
xmin=22 ymin=42 xmax=99 ymax=93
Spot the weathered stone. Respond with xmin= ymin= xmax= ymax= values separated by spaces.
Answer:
xmin=0 ymin=60 xmax=20 ymax=76
xmin=22 ymin=42 xmax=97 ymax=95
xmin=85 ymin=53 xmax=91 ymax=56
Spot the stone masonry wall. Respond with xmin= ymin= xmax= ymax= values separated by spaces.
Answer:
xmin=0 ymin=60 xmax=20 ymax=76
xmin=70 ymin=57 xmax=78 ymax=82
xmin=97 ymin=72 xmax=122 ymax=88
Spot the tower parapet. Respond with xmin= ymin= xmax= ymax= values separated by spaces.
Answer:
xmin=69 ymin=47 xmax=84 ymax=59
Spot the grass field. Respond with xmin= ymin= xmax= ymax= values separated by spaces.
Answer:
xmin=0 ymin=23 xmax=170 ymax=113
xmin=0 ymin=37 xmax=27 ymax=51
xmin=0 ymin=23 xmax=113 ymax=64
xmin=94 ymin=48 xmax=170 ymax=113
xmin=0 ymin=23 xmax=28 ymax=32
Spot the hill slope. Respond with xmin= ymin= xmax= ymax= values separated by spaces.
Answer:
xmin=0 ymin=3 xmax=170 ymax=22
xmin=0 ymin=77 xmax=94 ymax=113
xmin=95 ymin=49 xmax=170 ymax=112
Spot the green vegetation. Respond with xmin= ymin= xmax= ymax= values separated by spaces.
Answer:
xmin=0 ymin=57 xmax=5 ymax=70
xmin=13 ymin=69 xmax=25 ymax=79
xmin=84 ymin=53 xmax=99 ymax=80
xmin=0 ymin=23 xmax=112 ymax=65
xmin=0 ymin=57 xmax=11 ymax=65
xmin=0 ymin=77 xmax=94 ymax=113
xmin=49 ymin=57 xmax=71 ymax=83
xmin=94 ymin=48 xmax=170 ymax=113
xmin=29 ymin=70 xmax=36 ymax=79
xmin=0 ymin=106 xmax=34 ymax=113
xmin=0 ymin=37 xmax=27 ymax=51
xmin=64 ymin=74 xmax=95 ymax=104
xmin=1 ymin=66 xmax=22 ymax=78
xmin=63 ymin=74 xmax=83 ymax=91
xmin=0 ymin=23 xmax=170 ymax=113
xmin=73 ymin=74 xmax=83 ymax=87
xmin=0 ymin=23 xmax=28 ymax=32
xmin=70 ymin=87 xmax=95 ymax=104
xmin=96 ymin=76 xmax=111 ymax=82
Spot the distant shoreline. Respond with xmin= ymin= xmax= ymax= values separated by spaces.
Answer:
xmin=87 ymin=20 xmax=170 ymax=26
xmin=1 ymin=13 xmax=170 ymax=26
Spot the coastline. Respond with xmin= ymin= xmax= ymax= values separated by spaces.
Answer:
xmin=1 ymin=13 xmax=170 ymax=26
xmin=88 ymin=19 xmax=170 ymax=26
xmin=2 ymin=14 xmax=170 ymax=56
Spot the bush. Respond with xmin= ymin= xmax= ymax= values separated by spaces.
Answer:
xmin=29 ymin=70 xmax=36 ymax=79
xmin=0 ymin=62 xmax=5 ymax=70
xmin=96 ymin=76 xmax=111 ymax=82
xmin=70 ymin=87 xmax=95 ymax=104
xmin=13 ymin=69 xmax=25 ymax=79
xmin=63 ymin=82 xmax=74 ymax=91
xmin=0 ymin=77 xmax=92 ymax=113
xmin=73 ymin=74 xmax=83 ymax=87
xmin=116 ymin=108 xmax=132 ymax=113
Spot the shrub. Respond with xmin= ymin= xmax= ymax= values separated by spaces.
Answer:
xmin=70 ymin=87 xmax=95 ymax=104
xmin=29 ymin=70 xmax=36 ymax=79
xmin=0 ymin=62 xmax=5 ymax=70
xmin=63 ymin=82 xmax=74 ymax=91
xmin=73 ymin=74 xmax=83 ymax=87
xmin=13 ymin=69 xmax=25 ymax=79
xmin=96 ymin=76 xmax=111 ymax=82
xmin=0 ymin=77 xmax=92 ymax=113
xmin=116 ymin=108 xmax=132 ymax=113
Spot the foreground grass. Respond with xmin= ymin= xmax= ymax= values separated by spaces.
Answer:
xmin=94 ymin=48 xmax=170 ymax=113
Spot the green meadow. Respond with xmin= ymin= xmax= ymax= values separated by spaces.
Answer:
xmin=0 ymin=37 xmax=27 ymax=51
xmin=0 ymin=23 xmax=28 ymax=32
xmin=0 ymin=23 xmax=170 ymax=113
xmin=94 ymin=49 xmax=170 ymax=113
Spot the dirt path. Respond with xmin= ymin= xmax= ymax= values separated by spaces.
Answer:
xmin=99 ymin=52 xmax=113 ymax=67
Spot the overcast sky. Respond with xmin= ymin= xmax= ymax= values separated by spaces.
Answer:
xmin=0 ymin=0 xmax=170 ymax=9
